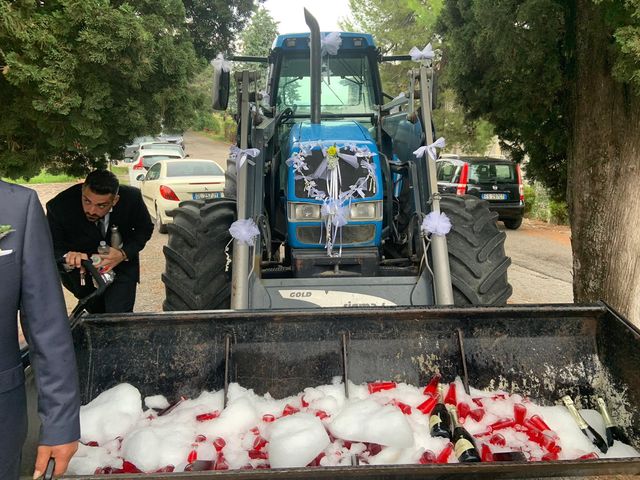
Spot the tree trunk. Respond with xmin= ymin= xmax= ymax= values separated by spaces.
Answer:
xmin=569 ymin=0 xmax=640 ymax=326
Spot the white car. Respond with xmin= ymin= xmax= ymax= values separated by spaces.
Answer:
xmin=124 ymin=135 xmax=157 ymax=160
xmin=138 ymin=142 xmax=186 ymax=157
xmin=138 ymin=159 xmax=225 ymax=233
xmin=128 ymin=148 xmax=185 ymax=188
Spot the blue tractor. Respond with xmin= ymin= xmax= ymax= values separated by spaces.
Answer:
xmin=162 ymin=10 xmax=512 ymax=310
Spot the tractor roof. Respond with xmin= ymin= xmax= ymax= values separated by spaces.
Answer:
xmin=273 ymin=32 xmax=376 ymax=50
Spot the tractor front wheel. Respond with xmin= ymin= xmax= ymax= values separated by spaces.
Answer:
xmin=440 ymin=195 xmax=513 ymax=305
xmin=162 ymin=198 xmax=236 ymax=311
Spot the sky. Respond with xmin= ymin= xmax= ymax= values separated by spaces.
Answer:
xmin=263 ymin=0 xmax=353 ymax=34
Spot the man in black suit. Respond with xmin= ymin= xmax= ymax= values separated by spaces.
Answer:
xmin=0 ymin=181 xmax=80 ymax=479
xmin=47 ymin=170 xmax=154 ymax=313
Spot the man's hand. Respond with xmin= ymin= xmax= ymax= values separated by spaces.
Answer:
xmin=64 ymin=252 xmax=88 ymax=270
xmin=97 ymin=246 xmax=126 ymax=272
xmin=33 ymin=441 xmax=78 ymax=478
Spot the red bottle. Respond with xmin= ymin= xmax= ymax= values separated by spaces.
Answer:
xmin=368 ymin=381 xmax=397 ymax=394
xmin=514 ymin=403 xmax=527 ymax=424
xmin=417 ymin=395 xmax=437 ymax=415
xmin=419 ymin=450 xmax=436 ymax=464
xmin=436 ymin=443 xmax=454 ymax=463
xmin=481 ymin=443 xmax=493 ymax=462
xmin=444 ymin=383 xmax=457 ymax=406
xmin=423 ymin=374 xmax=441 ymax=396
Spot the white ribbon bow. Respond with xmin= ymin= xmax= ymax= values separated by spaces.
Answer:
xmin=260 ymin=90 xmax=270 ymax=107
xmin=211 ymin=53 xmax=231 ymax=73
xmin=229 ymin=218 xmax=260 ymax=246
xmin=409 ymin=43 xmax=435 ymax=62
xmin=413 ymin=137 xmax=446 ymax=161
xmin=321 ymin=32 xmax=342 ymax=56
xmin=230 ymin=146 xmax=260 ymax=169
xmin=421 ymin=212 xmax=452 ymax=237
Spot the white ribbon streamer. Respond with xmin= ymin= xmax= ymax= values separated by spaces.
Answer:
xmin=230 ymin=146 xmax=260 ymax=170
xmin=409 ymin=43 xmax=435 ymax=62
xmin=211 ymin=53 xmax=231 ymax=72
xmin=413 ymin=137 xmax=446 ymax=161
xmin=421 ymin=212 xmax=452 ymax=237
xmin=321 ymin=32 xmax=342 ymax=56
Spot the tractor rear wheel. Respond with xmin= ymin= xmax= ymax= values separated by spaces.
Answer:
xmin=162 ymin=198 xmax=236 ymax=311
xmin=440 ymin=195 xmax=512 ymax=305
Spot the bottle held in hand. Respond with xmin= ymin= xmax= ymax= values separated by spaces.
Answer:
xmin=110 ymin=224 xmax=123 ymax=249
xmin=448 ymin=405 xmax=481 ymax=462
xmin=597 ymin=397 xmax=630 ymax=446
xmin=561 ymin=395 xmax=608 ymax=454
xmin=97 ymin=240 xmax=110 ymax=255
xmin=430 ymin=383 xmax=452 ymax=439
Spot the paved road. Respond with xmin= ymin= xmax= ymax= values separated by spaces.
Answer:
xmin=504 ymin=219 xmax=573 ymax=304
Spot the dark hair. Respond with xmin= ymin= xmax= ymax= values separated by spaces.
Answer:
xmin=84 ymin=170 xmax=119 ymax=196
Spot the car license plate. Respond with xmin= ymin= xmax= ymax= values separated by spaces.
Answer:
xmin=192 ymin=192 xmax=221 ymax=200
xmin=481 ymin=193 xmax=507 ymax=200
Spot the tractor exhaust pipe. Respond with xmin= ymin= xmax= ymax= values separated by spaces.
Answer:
xmin=304 ymin=8 xmax=321 ymax=124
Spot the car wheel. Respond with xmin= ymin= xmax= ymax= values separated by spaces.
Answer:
xmin=503 ymin=217 xmax=523 ymax=230
xmin=155 ymin=206 xmax=168 ymax=234
xmin=162 ymin=199 xmax=236 ymax=311
xmin=440 ymin=194 xmax=513 ymax=305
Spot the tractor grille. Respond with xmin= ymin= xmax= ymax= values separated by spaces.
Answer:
xmin=296 ymin=225 xmax=375 ymax=245
xmin=294 ymin=147 xmax=376 ymax=199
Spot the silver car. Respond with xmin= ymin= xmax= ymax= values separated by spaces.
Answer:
xmin=123 ymin=136 xmax=158 ymax=161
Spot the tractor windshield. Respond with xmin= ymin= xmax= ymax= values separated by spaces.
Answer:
xmin=276 ymin=54 xmax=377 ymax=115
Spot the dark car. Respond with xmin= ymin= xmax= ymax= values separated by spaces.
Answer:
xmin=436 ymin=155 xmax=525 ymax=229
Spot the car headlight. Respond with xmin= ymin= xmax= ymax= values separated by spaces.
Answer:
xmin=349 ymin=201 xmax=382 ymax=220
xmin=289 ymin=203 xmax=321 ymax=221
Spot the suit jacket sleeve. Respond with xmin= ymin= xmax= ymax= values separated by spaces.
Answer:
xmin=45 ymin=198 xmax=69 ymax=261
xmin=21 ymin=190 xmax=81 ymax=445
xmin=121 ymin=188 xmax=153 ymax=261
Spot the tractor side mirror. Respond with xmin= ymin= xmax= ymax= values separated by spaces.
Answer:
xmin=212 ymin=67 xmax=230 ymax=111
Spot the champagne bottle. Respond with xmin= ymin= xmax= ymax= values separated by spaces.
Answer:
xmin=597 ymin=397 xmax=630 ymax=446
xmin=429 ymin=384 xmax=452 ymax=439
xmin=448 ymin=405 xmax=481 ymax=462
xmin=561 ymin=395 xmax=608 ymax=453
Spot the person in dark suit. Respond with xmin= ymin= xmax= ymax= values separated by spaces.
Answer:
xmin=0 ymin=181 xmax=80 ymax=479
xmin=46 ymin=170 xmax=154 ymax=313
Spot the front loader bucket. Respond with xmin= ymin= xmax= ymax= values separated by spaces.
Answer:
xmin=22 ymin=303 xmax=640 ymax=478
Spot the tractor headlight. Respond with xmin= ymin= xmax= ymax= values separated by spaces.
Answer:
xmin=349 ymin=201 xmax=382 ymax=220
xmin=289 ymin=203 xmax=321 ymax=221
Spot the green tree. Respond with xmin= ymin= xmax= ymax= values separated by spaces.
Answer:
xmin=237 ymin=6 xmax=280 ymax=105
xmin=0 ymin=0 xmax=200 ymax=178
xmin=183 ymin=0 xmax=257 ymax=60
xmin=439 ymin=0 xmax=640 ymax=325
xmin=342 ymin=0 xmax=429 ymax=94
xmin=342 ymin=0 xmax=493 ymax=154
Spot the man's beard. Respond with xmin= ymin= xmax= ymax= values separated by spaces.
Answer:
xmin=85 ymin=213 xmax=102 ymax=222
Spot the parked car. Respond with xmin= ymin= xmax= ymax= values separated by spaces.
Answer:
xmin=436 ymin=155 xmax=525 ymax=229
xmin=123 ymin=135 xmax=158 ymax=161
xmin=128 ymin=148 xmax=184 ymax=188
xmin=157 ymin=132 xmax=184 ymax=149
xmin=137 ymin=159 xmax=225 ymax=233
xmin=139 ymin=142 xmax=186 ymax=157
